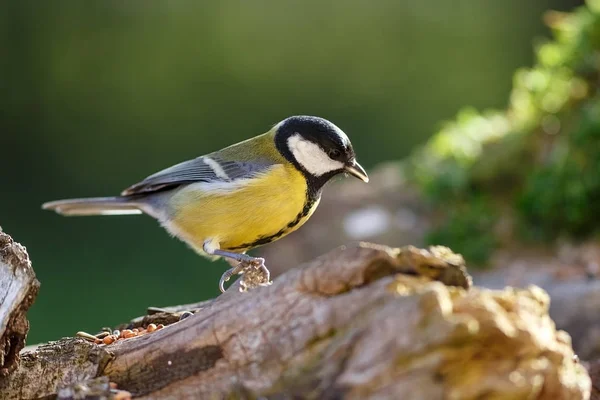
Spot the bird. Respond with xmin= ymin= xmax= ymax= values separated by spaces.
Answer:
xmin=42 ymin=115 xmax=369 ymax=292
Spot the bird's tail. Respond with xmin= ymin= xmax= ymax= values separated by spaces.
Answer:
xmin=42 ymin=196 xmax=143 ymax=216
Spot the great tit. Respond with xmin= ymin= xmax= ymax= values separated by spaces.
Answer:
xmin=43 ymin=115 xmax=369 ymax=292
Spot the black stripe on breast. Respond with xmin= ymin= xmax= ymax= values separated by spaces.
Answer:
xmin=227 ymin=190 xmax=319 ymax=251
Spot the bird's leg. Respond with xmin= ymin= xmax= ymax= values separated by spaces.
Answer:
xmin=203 ymin=243 xmax=271 ymax=293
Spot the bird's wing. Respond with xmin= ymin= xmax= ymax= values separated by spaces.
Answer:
xmin=121 ymin=155 xmax=274 ymax=196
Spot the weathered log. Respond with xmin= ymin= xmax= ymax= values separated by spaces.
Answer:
xmin=0 ymin=237 xmax=591 ymax=399
xmin=474 ymin=245 xmax=600 ymax=361
xmin=258 ymin=164 xmax=600 ymax=363
xmin=0 ymin=229 xmax=39 ymax=377
xmin=587 ymin=359 xmax=600 ymax=400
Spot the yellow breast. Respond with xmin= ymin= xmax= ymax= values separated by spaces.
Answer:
xmin=166 ymin=164 xmax=320 ymax=254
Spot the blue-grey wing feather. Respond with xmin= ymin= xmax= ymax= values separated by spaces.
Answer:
xmin=121 ymin=156 xmax=273 ymax=196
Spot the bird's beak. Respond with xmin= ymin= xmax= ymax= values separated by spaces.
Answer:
xmin=345 ymin=160 xmax=369 ymax=183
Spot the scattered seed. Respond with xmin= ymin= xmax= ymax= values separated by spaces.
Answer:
xmin=76 ymin=331 xmax=98 ymax=342
xmin=147 ymin=306 xmax=169 ymax=314
xmin=112 ymin=330 xmax=120 ymax=338
xmin=103 ymin=335 xmax=116 ymax=345
xmin=179 ymin=311 xmax=193 ymax=321
xmin=113 ymin=390 xmax=132 ymax=400
xmin=156 ymin=324 xmax=164 ymax=330
xmin=94 ymin=339 xmax=103 ymax=345
xmin=122 ymin=329 xmax=136 ymax=339
xmin=146 ymin=324 xmax=157 ymax=333
xmin=95 ymin=332 xmax=110 ymax=339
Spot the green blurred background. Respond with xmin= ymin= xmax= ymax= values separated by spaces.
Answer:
xmin=1 ymin=0 xmax=581 ymax=343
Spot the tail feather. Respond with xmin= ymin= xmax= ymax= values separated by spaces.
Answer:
xmin=42 ymin=196 xmax=143 ymax=216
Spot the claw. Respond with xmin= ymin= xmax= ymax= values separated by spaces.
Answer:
xmin=252 ymin=258 xmax=270 ymax=283
xmin=250 ymin=257 xmax=265 ymax=267
xmin=218 ymin=270 xmax=231 ymax=293
xmin=218 ymin=256 xmax=271 ymax=293
xmin=259 ymin=263 xmax=270 ymax=282
xmin=219 ymin=264 xmax=244 ymax=293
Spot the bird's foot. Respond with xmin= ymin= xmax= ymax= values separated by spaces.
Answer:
xmin=219 ymin=264 xmax=245 ymax=293
xmin=239 ymin=257 xmax=272 ymax=292
xmin=219 ymin=257 xmax=272 ymax=293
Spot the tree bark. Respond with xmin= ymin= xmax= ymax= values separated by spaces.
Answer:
xmin=258 ymin=164 xmax=600 ymax=364
xmin=0 ymin=230 xmax=40 ymax=377
xmin=0 ymin=232 xmax=592 ymax=399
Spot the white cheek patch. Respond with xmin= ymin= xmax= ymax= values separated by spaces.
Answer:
xmin=287 ymin=134 xmax=344 ymax=176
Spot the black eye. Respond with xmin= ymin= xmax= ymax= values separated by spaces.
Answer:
xmin=328 ymin=149 xmax=342 ymax=160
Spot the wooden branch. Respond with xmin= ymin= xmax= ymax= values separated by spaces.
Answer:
xmin=258 ymin=166 xmax=600 ymax=366
xmin=0 ymin=237 xmax=592 ymax=399
xmin=0 ymin=230 xmax=39 ymax=377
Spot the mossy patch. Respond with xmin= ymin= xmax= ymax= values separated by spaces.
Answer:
xmin=425 ymin=197 xmax=497 ymax=266
xmin=405 ymin=0 xmax=600 ymax=265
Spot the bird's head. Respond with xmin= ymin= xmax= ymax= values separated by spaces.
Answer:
xmin=274 ymin=116 xmax=368 ymax=189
